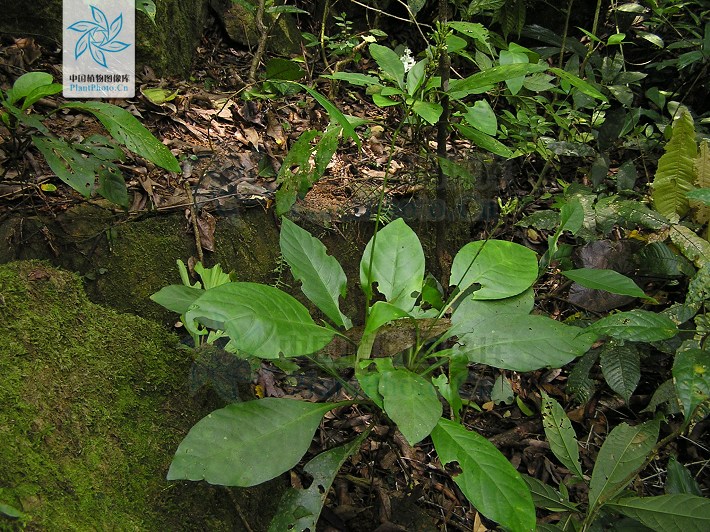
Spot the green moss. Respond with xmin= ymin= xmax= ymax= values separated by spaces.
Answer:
xmin=0 ymin=261 xmax=282 ymax=531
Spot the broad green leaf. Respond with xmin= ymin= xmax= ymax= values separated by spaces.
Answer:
xmin=456 ymin=314 xmax=593 ymax=371
xmin=372 ymin=93 xmax=400 ymax=107
xmin=325 ymin=72 xmax=380 ymax=86
xmin=541 ymin=392 xmax=584 ymax=479
xmin=265 ymin=58 xmax=305 ymax=81
xmin=450 ymin=240 xmax=538 ymax=298
xmin=432 ymin=353 xmax=468 ymax=421
xmin=7 ymin=71 xmax=53 ymax=105
xmin=136 ymin=0 xmax=157 ymax=23
xmin=454 ymin=124 xmax=514 ymax=157
xmin=407 ymin=0 xmax=427 ymax=16
xmin=450 ymin=288 xmax=534 ymax=334
xmin=561 ymin=268 xmax=652 ymax=300
xmin=21 ymin=83 xmax=63 ymax=110
xmin=97 ymin=166 xmax=129 ymax=207
xmin=364 ymin=301 xmax=412 ymax=335
xmin=652 ymin=107 xmax=698 ymax=218
xmin=379 ymin=368 xmax=442 ymax=444
xmin=406 ymin=58 xmax=428 ymax=96
xmin=185 ymin=282 xmax=334 ymax=358
xmin=168 ymin=398 xmax=335 ymax=486
xmin=369 ymin=43 xmax=405 ymax=89
xmin=194 ymin=262 xmax=231 ymax=290
xmin=140 ymin=87 xmax=178 ymax=105
xmin=448 ymin=63 xmax=547 ymax=100
xmin=63 ymin=102 xmax=181 ymax=172
xmin=356 ymin=358 xmax=394 ymax=409
xmin=491 ymin=375 xmax=514 ymax=405
xmin=549 ymin=67 xmax=608 ymax=102
xmin=0 ymin=502 xmax=24 ymax=518
xmin=280 ymin=218 xmax=351 ymax=328
xmin=431 ymin=418 xmax=535 ymax=531
xmin=600 ymin=343 xmax=641 ymax=403
xmin=607 ymin=33 xmax=627 ymax=45
xmin=587 ymin=310 xmax=678 ymax=342
xmin=588 ymin=419 xmax=660 ymax=512
xmin=360 ymin=218 xmax=424 ymax=311
xmin=666 ymin=455 xmax=702 ymax=496
xmin=462 ymin=100 xmax=497 ymax=135
xmin=269 ymin=432 xmax=367 ymax=532
xmin=412 ymin=100 xmax=442 ymax=125
xmin=607 ymin=494 xmax=710 ymax=532
xmin=568 ymin=351 xmax=599 ymax=404
xmin=499 ymin=49 xmax=529 ymax=95
xmin=522 ymin=474 xmax=579 ymax=512
xmin=641 ymin=379 xmax=679 ymax=414
xmin=672 ymin=348 xmax=710 ymax=422
xmin=150 ymin=284 xmax=204 ymax=314
xmin=32 ymin=136 xmax=97 ymax=197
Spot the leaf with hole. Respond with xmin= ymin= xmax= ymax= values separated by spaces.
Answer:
xmin=379 ymin=367 xmax=442 ymax=444
xmin=280 ymin=218 xmax=351 ymax=328
xmin=450 ymin=240 xmax=538 ymax=298
xmin=456 ymin=314 xmax=593 ymax=371
xmin=185 ymin=282 xmax=334 ymax=358
xmin=64 ymin=102 xmax=181 ymax=172
xmin=269 ymin=431 xmax=368 ymax=532
xmin=587 ymin=310 xmax=678 ymax=342
xmin=672 ymin=348 xmax=710 ymax=423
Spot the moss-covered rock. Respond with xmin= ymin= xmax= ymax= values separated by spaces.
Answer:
xmin=211 ymin=0 xmax=302 ymax=55
xmin=0 ymin=261 xmax=282 ymax=530
xmin=0 ymin=0 xmax=207 ymax=76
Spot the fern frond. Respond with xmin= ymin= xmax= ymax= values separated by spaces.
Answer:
xmin=652 ymin=107 xmax=698 ymax=218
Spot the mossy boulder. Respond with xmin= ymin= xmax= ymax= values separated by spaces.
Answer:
xmin=0 ymin=0 xmax=208 ymax=76
xmin=0 ymin=260 xmax=282 ymax=530
xmin=211 ymin=0 xmax=302 ymax=55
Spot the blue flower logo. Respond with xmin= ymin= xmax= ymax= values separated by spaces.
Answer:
xmin=68 ymin=5 xmax=131 ymax=68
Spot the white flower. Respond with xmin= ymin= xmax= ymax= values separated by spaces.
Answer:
xmin=401 ymin=47 xmax=415 ymax=73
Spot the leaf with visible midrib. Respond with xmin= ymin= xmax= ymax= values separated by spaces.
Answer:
xmin=360 ymin=218 xmax=424 ymax=311
xmin=379 ymin=368 xmax=442 ymax=444
xmin=588 ymin=419 xmax=660 ymax=511
xmin=652 ymin=107 xmax=698 ymax=218
xmin=431 ymin=418 xmax=536 ymax=531
xmin=280 ymin=218 xmax=351 ymax=329
xmin=561 ymin=268 xmax=652 ymax=301
xmin=607 ymin=494 xmax=710 ymax=532
xmin=168 ymin=398 xmax=337 ymax=487
xmin=63 ymin=101 xmax=181 ymax=173
xmin=541 ymin=392 xmax=584 ymax=479
xmin=185 ymin=282 xmax=334 ymax=358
